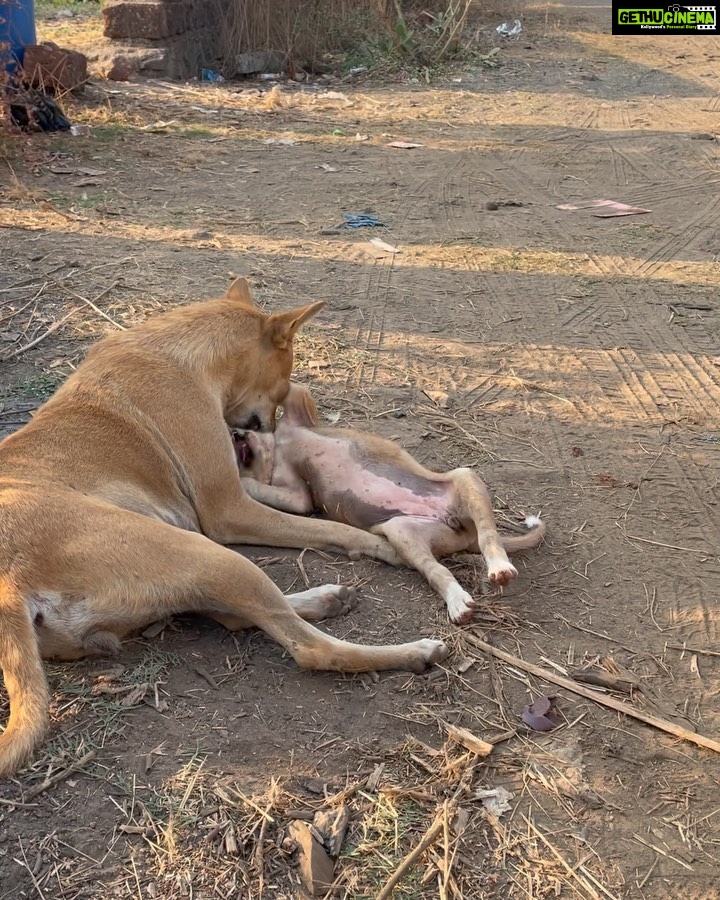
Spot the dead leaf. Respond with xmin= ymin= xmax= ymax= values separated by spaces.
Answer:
xmin=369 ymin=237 xmax=400 ymax=254
xmin=142 ymin=120 xmax=178 ymax=133
xmin=422 ymin=389 xmax=450 ymax=408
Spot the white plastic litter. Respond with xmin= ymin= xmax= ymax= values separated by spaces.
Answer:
xmin=474 ymin=787 xmax=514 ymax=817
xmin=496 ymin=19 xmax=523 ymax=36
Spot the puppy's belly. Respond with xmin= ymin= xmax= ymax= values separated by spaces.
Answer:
xmin=313 ymin=467 xmax=455 ymax=530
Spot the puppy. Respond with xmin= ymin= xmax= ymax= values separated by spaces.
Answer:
xmin=234 ymin=383 xmax=545 ymax=624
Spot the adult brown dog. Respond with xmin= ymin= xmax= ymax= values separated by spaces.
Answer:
xmin=0 ymin=279 xmax=447 ymax=777
xmin=235 ymin=383 xmax=546 ymax=625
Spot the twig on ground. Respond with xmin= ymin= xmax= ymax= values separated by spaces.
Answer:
xmin=441 ymin=722 xmax=494 ymax=757
xmin=1 ymin=307 xmax=81 ymax=360
xmin=667 ymin=643 xmax=720 ymax=658
xmin=16 ymin=838 xmax=49 ymax=900
xmin=618 ymin=525 xmax=713 ymax=556
xmin=23 ymin=749 xmax=97 ymax=800
xmin=376 ymin=805 xmax=448 ymax=900
xmin=58 ymin=281 xmax=125 ymax=330
xmin=462 ymin=633 xmax=720 ymax=754
xmin=522 ymin=815 xmax=613 ymax=900
xmin=0 ymin=796 xmax=40 ymax=809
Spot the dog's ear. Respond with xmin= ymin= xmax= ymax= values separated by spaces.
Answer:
xmin=225 ymin=277 xmax=256 ymax=308
xmin=283 ymin=383 xmax=320 ymax=427
xmin=266 ymin=300 xmax=325 ymax=350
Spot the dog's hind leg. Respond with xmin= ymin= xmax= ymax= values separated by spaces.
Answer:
xmin=0 ymin=578 xmax=50 ymax=777
xmin=209 ymin=583 xmax=357 ymax=629
xmin=374 ymin=518 xmax=477 ymax=625
xmin=39 ymin=503 xmax=447 ymax=678
xmin=448 ymin=469 xmax=518 ymax=587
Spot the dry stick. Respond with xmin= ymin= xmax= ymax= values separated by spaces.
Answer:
xmin=23 ymin=749 xmax=97 ymax=800
xmin=377 ymin=757 xmax=482 ymax=900
xmin=2 ymin=307 xmax=81 ymax=361
xmin=17 ymin=838 xmax=49 ymax=900
xmin=0 ymin=796 xmax=39 ymax=809
xmin=667 ymin=643 xmax=720 ymax=658
xmin=620 ymin=528 xmax=713 ymax=556
xmin=58 ymin=281 xmax=125 ymax=331
xmin=462 ymin=633 xmax=720 ymax=754
xmin=522 ymin=815 xmax=611 ymax=900
xmin=376 ymin=806 xmax=447 ymax=900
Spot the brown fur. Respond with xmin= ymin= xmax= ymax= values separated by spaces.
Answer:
xmin=0 ymin=279 xmax=447 ymax=778
xmin=237 ymin=383 xmax=546 ymax=625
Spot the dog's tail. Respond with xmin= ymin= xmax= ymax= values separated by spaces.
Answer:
xmin=0 ymin=579 xmax=49 ymax=777
xmin=500 ymin=515 xmax=546 ymax=552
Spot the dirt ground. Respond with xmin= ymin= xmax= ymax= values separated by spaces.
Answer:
xmin=1 ymin=3 xmax=720 ymax=898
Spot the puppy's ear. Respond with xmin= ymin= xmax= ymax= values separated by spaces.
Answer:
xmin=283 ymin=383 xmax=320 ymax=427
xmin=266 ymin=300 xmax=325 ymax=350
xmin=225 ymin=277 xmax=255 ymax=307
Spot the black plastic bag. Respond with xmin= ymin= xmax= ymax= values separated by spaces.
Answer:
xmin=8 ymin=86 xmax=71 ymax=132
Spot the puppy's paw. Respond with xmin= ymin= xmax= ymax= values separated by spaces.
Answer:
xmin=488 ymin=561 xmax=518 ymax=587
xmin=406 ymin=638 xmax=448 ymax=672
xmin=446 ymin=585 xmax=477 ymax=625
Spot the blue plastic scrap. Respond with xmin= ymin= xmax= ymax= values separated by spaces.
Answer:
xmin=201 ymin=68 xmax=225 ymax=83
xmin=342 ymin=213 xmax=387 ymax=228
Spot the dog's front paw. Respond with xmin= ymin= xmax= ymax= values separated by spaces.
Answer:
xmin=488 ymin=562 xmax=518 ymax=587
xmin=287 ymin=584 xmax=358 ymax=621
xmin=406 ymin=638 xmax=448 ymax=672
xmin=446 ymin=585 xmax=477 ymax=625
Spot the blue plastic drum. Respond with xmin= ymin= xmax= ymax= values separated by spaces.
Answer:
xmin=0 ymin=0 xmax=37 ymax=75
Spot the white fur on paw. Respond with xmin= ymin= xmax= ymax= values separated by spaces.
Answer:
xmin=446 ymin=584 xmax=476 ymax=625
xmin=488 ymin=561 xmax=518 ymax=587
xmin=410 ymin=638 xmax=448 ymax=671
xmin=524 ymin=515 xmax=543 ymax=528
xmin=287 ymin=584 xmax=357 ymax=620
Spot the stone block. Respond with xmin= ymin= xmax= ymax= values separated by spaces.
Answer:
xmin=23 ymin=42 xmax=88 ymax=93
xmin=103 ymin=1 xmax=186 ymax=40
xmin=234 ymin=50 xmax=285 ymax=75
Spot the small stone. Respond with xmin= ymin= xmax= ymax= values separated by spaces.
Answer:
xmin=108 ymin=54 xmax=135 ymax=82
xmin=486 ymin=201 xmax=499 ymax=211
xmin=287 ymin=821 xmax=335 ymax=896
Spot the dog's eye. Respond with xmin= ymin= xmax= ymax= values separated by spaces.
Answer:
xmin=34 ymin=612 xmax=44 ymax=627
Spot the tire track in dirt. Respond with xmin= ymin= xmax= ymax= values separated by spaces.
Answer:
xmin=489 ymin=153 xmax=720 ymax=420
xmin=667 ymin=575 xmax=720 ymax=643
xmin=633 ymin=194 xmax=720 ymax=276
xmin=624 ymin=445 xmax=720 ymax=645
xmin=350 ymin=256 xmax=395 ymax=389
xmin=489 ymin=143 xmax=720 ymax=646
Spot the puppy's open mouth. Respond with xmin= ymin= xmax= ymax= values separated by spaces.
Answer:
xmin=230 ymin=430 xmax=252 ymax=467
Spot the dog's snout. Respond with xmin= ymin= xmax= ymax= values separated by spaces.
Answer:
xmin=243 ymin=413 xmax=264 ymax=432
